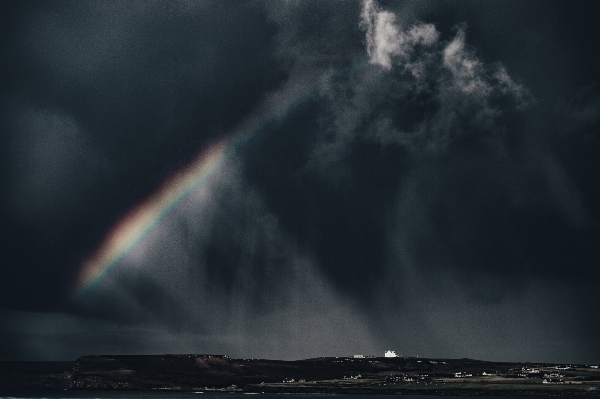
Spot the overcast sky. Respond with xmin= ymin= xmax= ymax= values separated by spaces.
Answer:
xmin=1 ymin=0 xmax=599 ymax=364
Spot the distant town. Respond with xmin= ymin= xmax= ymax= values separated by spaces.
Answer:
xmin=375 ymin=350 xmax=599 ymax=385
xmin=2 ymin=352 xmax=599 ymax=396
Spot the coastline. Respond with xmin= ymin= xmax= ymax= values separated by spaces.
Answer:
xmin=2 ymin=355 xmax=599 ymax=396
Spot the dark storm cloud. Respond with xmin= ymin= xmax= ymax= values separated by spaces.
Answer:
xmin=3 ymin=0 xmax=380 ymax=361
xmin=257 ymin=0 xmax=538 ymax=289
xmin=5 ymin=104 xmax=106 ymax=240
xmin=1 ymin=0 xmax=282 ymax=307
xmin=556 ymin=83 xmax=600 ymax=134
xmin=1 ymin=0 xmax=599 ymax=363
xmin=243 ymin=0 xmax=600 ymax=362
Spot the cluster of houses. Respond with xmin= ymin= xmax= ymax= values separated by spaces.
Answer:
xmin=542 ymin=372 xmax=565 ymax=385
xmin=282 ymin=378 xmax=306 ymax=383
xmin=352 ymin=350 xmax=400 ymax=358
xmin=341 ymin=352 xmax=599 ymax=387
xmin=543 ymin=378 xmax=564 ymax=384
xmin=454 ymin=372 xmax=473 ymax=378
xmin=517 ymin=367 xmax=540 ymax=377
xmin=392 ymin=375 xmax=415 ymax=381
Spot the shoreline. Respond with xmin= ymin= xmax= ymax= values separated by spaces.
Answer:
xmin=2 ymin=356 xmax=599 ymax=396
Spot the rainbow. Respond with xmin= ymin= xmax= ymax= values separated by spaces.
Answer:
xmin=73 ymin=137 xmax=229 ymax=299
xmin=72 ymin=67 xmax=352 ymax=300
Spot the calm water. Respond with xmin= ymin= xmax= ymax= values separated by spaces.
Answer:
xmin=0 ymin=392 xmax=593 ymax=399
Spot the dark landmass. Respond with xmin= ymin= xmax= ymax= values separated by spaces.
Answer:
xmin=2 ymin=355 xmax=600 ymax=396
xmin=0 ymin=361 xmax=72 ymax=390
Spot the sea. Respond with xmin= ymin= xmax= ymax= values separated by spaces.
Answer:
xmin=0 ymin=392 xmax=594 ymax=399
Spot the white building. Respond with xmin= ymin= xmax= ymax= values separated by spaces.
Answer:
xmin=543 ymin=378 xmax=564 ymax=384
xmin=522 ymin=367 xmax=539 ymax=374
xmin=454 ymin=372 xmax=472 ymax=378
xmin=384 ymin=350 xmax=398 ymax=357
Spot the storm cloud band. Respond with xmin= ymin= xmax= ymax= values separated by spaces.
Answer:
xmin=1 ymin=0 xmax=599 ymax=363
